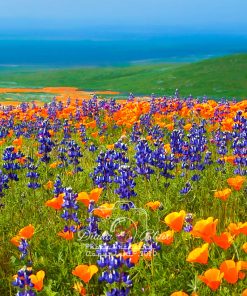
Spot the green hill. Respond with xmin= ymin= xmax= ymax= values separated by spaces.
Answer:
xmin=0 ymin=54 xmax=246 ymax=99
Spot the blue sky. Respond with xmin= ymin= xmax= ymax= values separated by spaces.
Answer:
xmin=0 ymin=0 xmax=247 ymax=36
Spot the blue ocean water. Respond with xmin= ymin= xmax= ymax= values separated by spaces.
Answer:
xmin=0 ymin=35 xmax=247 ymax=67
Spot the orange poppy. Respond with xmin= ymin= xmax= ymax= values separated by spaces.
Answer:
xmin=73 ymin=282 xmax=86 ymax=295
xmin=191 ymin=217 xmax=218 ymax=243
xmin=77 ymin=188 xmax=103 ymax=207
xmin=142 ymin=250 xmax=154 ymax=261
xmin=242 ymin=242 xmax=247 ymax=253
xmin=170 ymin=292 xmax=189 ymax=296
xmin=198 ymin=268 xmax=224 ymax=291
xmin=164 ymin=210 xmax=186 ymax=232
xmin=184 ymin=123 xmax=192 ymax=131
xmin=49 ymin=162 xmax=61 ymax=169
xmin=13 ymin=136 xmax=23 ymax=147
xmin=91 ymin=131 xmax=98 ymax=138
xmin=58 ymin=230 xmax=74 ymax=240
xmin=242 ymin=289 xmax=247 ymax=296
xmin=18 ymin=224 xmax=35 ymax=239
xmin=107 ymin=144 xmax=115 ymax=150
xmin=164 ymin=143 xmax=171 ymax=153
xmin=227 ymin=175 xmax=245 ymax=191
xmin=29 ymin=270 xmax=45 ymax=291
xmin=212 ymin=232 xmax=233 ymax=250
xmin=228 ymin=222 xmax=247 ymax=236
xmin=10 ymin=235 xmax=21 ymax=247
xmin=44 ymin=180 xmax=54 ymax=190
xmin=146 ymin=201 xmax=161 ymax=211
xmin=89 ymin=188 xmax=103 ymax=202
xmin=156 ymin=230 xmax=174 ymax=245
xmin=93 ymin=203 xmax=114 ymax=218
xmin=72 ymin=264 xmax=98 ymax=283
xmin=219 ymin=260 xmax=245 ymax=284
xmin=123 ymin=242 xmax=143 ymax=264
xmin=214 ymin=188 xmax=231 ymax=201
xmin=186 ymin=243 xmax=209 ymax=264
xmin=45 ymin=194 xmax=64 ymax=210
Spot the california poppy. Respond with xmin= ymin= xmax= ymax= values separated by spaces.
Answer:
xmin=213 ymin=232 xmax=233 ymax=250
xmin=156 ymin=230 xmax=174 ymax=245
xmin=44 ymin=180 xmax=53 ymax=190
xmin=170 ymin=292 xmax=188 ymax=296
xmin=198 ymin=268 xmax=224 ymax=291
xmin=191 ymin=217 xmax=218 ymax=243
xmin=77 ymin=188 xmax=103 ymax=207
xmin=164 ymin=210 xmax=186 ymax=232
xmin=58 ymin=230 xmax=74 ymax=240
xmin=186 ymin=243 xmax=209 ymax=264
xmin=146 ymin=201 xmax=161 ymax=211
xmin=45 ymin=194 xmax=64 ymax=210
xmin=93 ymin=203 xmax=114 ymax=218
xmin=18 ymin=224 xmax=35 ymax=239
xmin=10 ymin=235 xmax=21 ymax=247
xmin=214 ymin=188 xmax=231 ymax=201
xmin=29 ymin=270 xmax=45 ymax=291
xmin=123 ymin=242 xmax=143 ymax=264
xmin=228 ymin=222 xmax=247 ymax=236
xmin=227 ymin=175 xmax=245 ymax=191
xmin=242 ymin=242 xmax=247 ymax=253
xmin=72 ymin=264 xmax=98 ymax=283
xmin=219 ymin=260 xmax=244 ymax=284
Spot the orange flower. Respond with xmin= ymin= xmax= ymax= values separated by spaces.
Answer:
xmin=45 ymin=194 xmax=64 ymax=210
xmin=198 ymin=268 xmax=224 ymax=291
xmin=242 ymin=289 xmax=247 ymax=296
xmin=73 ymin=282 xmax=86 ymax=295
xmin=77 ymin=188 xmax=103 ymax=206
xmin=13 ymin=136 xmax=23 ymax=147
xmin=191 ymin=217 xmax=218 ymax=243
xmin=164 ymin=143 xmax=171 ymax=153
xmin=89 ymin=188 xmax=103 ymax=202
xmin=184 ymin=123 xmax=192 ymax=131
xmin=186 ymin=243 xmax=209 ymax=264
xmin=219 ymin=260 xmax=246 ymax=284
xmin=170 ymin=292 xmax=189 ymax=296
xmin=228 ymin=222 xmax=247 ymax=236
xmin=29 ymin=270 xmax=45 ymax=291
xmin=107 ymin=144 xmax=115 ymax=150
xmin=214 ymin=188 xmax=231 ymax=201
xmin=123 ymin=242 xmax=143 ymax=264
xmin=44 ymin=180 xmax=53 ymax=190
xmin=227 ymin=175 xmax=245 ymax=191
xmin=164 ymin=210 xmax=186 ymax=232
xmin=72 ymin=264 xmax=98 ymax=283
xmin=212 ymin=232 xmax=233 ymax=250
xmin=10 ymin=235 xmax=21 ymax=247
xmin=93 ymin=203 xmax=114 ymax=218
xmin=49 ymin=162 xmax=60 ymax=169
xmin=156 ymin=230 xmax=174 ymax=245
xmin=91 ymin=131 xmax=98 ymax=138
xmin=145 ymin=201 xmax=161 ymax=211
xmin=18 ymin=224 xmax=35 ymax=239
xmin=242 ymin=242 xmax=247 ymax=253
xmin=77 ymin=192 xmax=90 ymax=206
xmin=58 ymin=230 xmax=74 ymax=240
xmin=142 ymin=250 xmax=154 ymax=261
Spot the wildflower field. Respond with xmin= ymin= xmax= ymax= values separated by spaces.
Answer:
xmin=0 ymin=95 xmax=246 ymax=296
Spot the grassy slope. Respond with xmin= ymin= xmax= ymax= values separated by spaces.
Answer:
xmin=0 ymin=54 xmax=246 ymax=98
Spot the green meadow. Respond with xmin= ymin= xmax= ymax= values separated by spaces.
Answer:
xmin=0 ymin=54 xmax=246 ymax=100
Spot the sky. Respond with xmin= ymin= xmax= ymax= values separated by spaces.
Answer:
xmin=0 ymin=0 xmax=247 ymax=38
